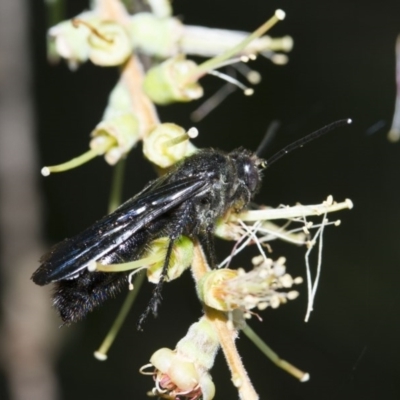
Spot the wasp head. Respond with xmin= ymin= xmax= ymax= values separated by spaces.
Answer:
xmin=230 ymin=148 xmax=265 ymax=195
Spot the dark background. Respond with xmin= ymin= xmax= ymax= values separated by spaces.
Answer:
xmin=19 ymin=0 xmax=400 ymax=399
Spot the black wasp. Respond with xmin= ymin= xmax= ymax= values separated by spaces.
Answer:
xmin=32 ymin=119 xmax=351 ymax=327
xmin=33 ymin=148 xmax=264 ymax=326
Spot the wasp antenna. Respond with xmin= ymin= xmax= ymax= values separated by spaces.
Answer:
xmin=266 ymin=119 xmax=352 ymax=167
xmin=208 ymin=70 xmax=254 ymax=96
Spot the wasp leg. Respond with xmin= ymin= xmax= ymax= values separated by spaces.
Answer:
xmin=198 ymin=230 xmax=217 ymax=269
xmin=137 ymin=203 xmax=192 ymax=330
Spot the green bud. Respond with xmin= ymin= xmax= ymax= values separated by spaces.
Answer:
xmin=197 ymin=269 xmax=240 ymax=311
xmin=147 ymin=0 xmax=173 ymax=18
xmin=176 ymin=317 xmax=219 ymax=372
xmin=85 ymin=20 xmax=133 ymax=66
xmin=147 ymin=236 xmax=194 ymax=283
xmin=146 ymin=317 xmax=217 ymax=400
xmin=143 ymin=55 xmax=203 ymax=105
xmin=129 ymin=12 xmax=183 ymax=58
xmin=143 ymin=123 xmax=197 ymax=168
xmin=89 ymin=79 xmax=141 ymax=165
xmin=48 ymin=11 xmax=98 ymax=69
xmin=90 ymin=113 xmax=139 ymax=165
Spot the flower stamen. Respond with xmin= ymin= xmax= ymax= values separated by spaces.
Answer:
xmin=192 ymin=10 xmax=286 ymax=80
xmin=41 ymin=135 xmax=116 ymax=176
xmin=207 ymin=70 xmax=254 ymax=96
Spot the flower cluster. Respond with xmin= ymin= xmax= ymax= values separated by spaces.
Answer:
xmin=43 ymin=1 xmax=290 ymax=175
xmin=197 ymin=256 xmax=302 ymax=318
xmin=141 ymin=317 xmax=218 ymax=400
xmin=41 ymin=1 xmax=352 ymax=399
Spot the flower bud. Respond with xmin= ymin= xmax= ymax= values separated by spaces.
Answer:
xmin=90 ymin=79 xmax=141 ymax=165
xmin=214 ymin=218 xmax=246 ymax=241
xmin=90 ymin=113 xmax=139 ymax=165
xmin=146 ymin=236 xmax=194 ymax=283
xmin=197 ymin=269 xmax=240 ymax=311
xmin=143 ymin=11 xmax=286 ymax=105
xmin=85 ymin=20 xmax=133 ymax=66
xmin=143 ymin=123 xmax=197 ymax=168
xmin=197 ymin=258 xmax=302 ymax=316
xmin=41 ymin=77 xmax=141 ymax=174
xmin=143 ymin=55 xmax=203 ymax=105
xmin=147 ymin=0 xmax=173 ymax=18
xmin=47 ymin=11 xmax=97 ymax=69
xmin=144 ymin=317 xmax=218 ymax=400
xmin=180 ymin=27 xmax=292 ymax=58
xmin=129 ymin=12 xmax=183 ymax=57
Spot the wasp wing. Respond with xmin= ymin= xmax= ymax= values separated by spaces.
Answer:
xmin=32 ymin=177 xmax=209 ymax=285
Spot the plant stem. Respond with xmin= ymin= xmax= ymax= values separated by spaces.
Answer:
xmin=108 ymin=158 xmax=126 ymax=213
xmin=192 ymin=243 xmax=259 ymax=400
xmin=98 ymin=0 xmax=160 ymax=138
